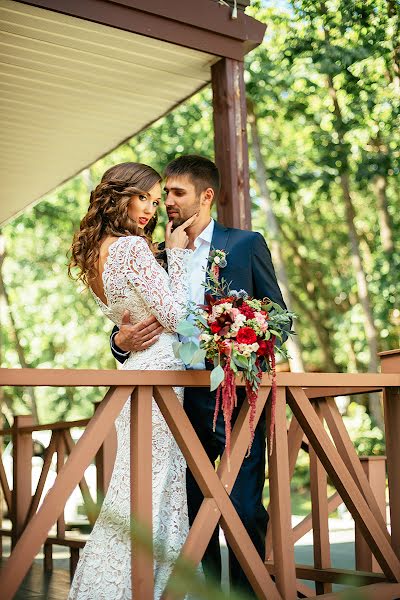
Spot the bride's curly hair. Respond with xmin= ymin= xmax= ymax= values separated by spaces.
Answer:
xmin=68 ymin=162 xmax=162 ymax=286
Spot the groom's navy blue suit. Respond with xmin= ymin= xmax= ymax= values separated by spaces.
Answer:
xmin=111 ymin=221 xmax=287 ymax=597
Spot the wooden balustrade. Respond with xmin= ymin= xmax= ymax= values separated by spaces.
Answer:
xmin=0 ymin=353 xmax=399 ymax=599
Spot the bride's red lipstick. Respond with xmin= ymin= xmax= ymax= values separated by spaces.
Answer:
xmin=138 ymin=217 xmax=149 ymax=225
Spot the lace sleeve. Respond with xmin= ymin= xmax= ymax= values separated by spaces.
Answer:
xmin=121 ymin=237 xmax=192 ymax=332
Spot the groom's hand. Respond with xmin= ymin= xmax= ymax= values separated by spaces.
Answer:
xmin=114 ymin=311 xmax=163 ymax=352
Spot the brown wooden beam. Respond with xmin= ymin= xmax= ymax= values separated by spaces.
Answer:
xmin=266 ymin=562 xmax=387 ymax=585
xmin=355 ymin=456 xmax=387 ymax=573
xmin=309 ymin=402 xmax=332 ymax=594
xmin=11 ymin=415 xmax=33 ymax=546
xmin=307 ymin=582 xmax=400 ymax=600
xmin=2 ymin=368 xmax=398 ymax=389
xmin=381 ymin=349 xmax=400 ymax=561
xmin=267 ymin=388 xmax=297 ymax=598
xmin=15 ymin=0 xmax=266 ymax=60
xmin=130 ymin=386 xmax=154 ymax=599
xmin=212 ymin=58 xmax=251 ymax=229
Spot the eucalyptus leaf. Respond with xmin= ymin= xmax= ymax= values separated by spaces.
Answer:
xmin=195 ymin=315 xmax=208 ymax=327
xmin=210 ymin=365 xmax=225 ymax=391
xmin=179 ymin=342 xmax=199 ymax=365
xmin=176 ymin=320 xmax=198 ymax=337
xmin=172 ymin=341 xmax=181 ymax=359
xmin=232 ymin=354 xmax=249 ymax=369
xmin=230 ymin=359 xmax=238 ymax=373
xmin=189 ymin=348 xmax=207 ymax=366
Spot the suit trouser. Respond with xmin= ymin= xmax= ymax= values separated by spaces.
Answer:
xmin=184 ymin=386 xmax=269 ymax=598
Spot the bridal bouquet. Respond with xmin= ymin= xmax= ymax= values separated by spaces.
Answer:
xmin=174 ymin=251 xmax=295 ymax=459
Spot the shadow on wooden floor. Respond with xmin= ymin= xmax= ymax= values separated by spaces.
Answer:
xmin=1 ymin=562 xmax=69 ymax=600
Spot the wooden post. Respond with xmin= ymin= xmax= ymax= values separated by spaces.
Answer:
xmin=94 ymin=402 xmax=117 ymax=507
xmin=56 ymin=432 xmax=66 ymax=538
xmin=380 ymin=349 xmax=400 ymax=560
xmin=43 ymin=541 xmax=53 ymax=573
xmin=70 ymin=546 xmax=80 ymax=580
xmin=267 ymin=387 xmax=297 ymax=599
xmin=130 ymin=385 xmax=154 ymax=599
xmin=310 ymin=401 xmax=332 ymax=594
xmin=355 ymin=456 xmax=387 ymax=572
xmin=11 ymin=415 xmax=33 ymax=547
xmin=212 ymin=57 xmax=251 ymax=229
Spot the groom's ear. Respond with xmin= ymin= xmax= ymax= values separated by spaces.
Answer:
xmin=202 ymin=187 xmax=214 ymax=206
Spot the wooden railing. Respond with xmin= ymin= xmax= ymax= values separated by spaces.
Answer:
xmin=0 ymin=349 xmax=399 ymax=599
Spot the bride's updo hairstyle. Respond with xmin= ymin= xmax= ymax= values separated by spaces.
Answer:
xmin=69 ymin=162 xmax=161 ymax=285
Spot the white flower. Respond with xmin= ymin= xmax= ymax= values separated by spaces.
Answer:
xmin=238 ymin=344 xmax=252 ymax=357
xmin=213 ymin=256 xmax=221 ymax=264
xmin=200 ymin=333 xmax=213 ymax=343
xmin=234 ymin=313 xmax=246 ymax=325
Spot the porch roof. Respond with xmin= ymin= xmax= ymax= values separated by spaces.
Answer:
xmin=0 ymin=0 xmax=265 ymax=225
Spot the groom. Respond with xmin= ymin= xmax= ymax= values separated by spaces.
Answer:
xmin=110 ymin=155 xmax=288 ymax=597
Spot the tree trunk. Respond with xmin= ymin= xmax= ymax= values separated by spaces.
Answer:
xmin=373 ymin=174 xmax=394 ymax=253
xmin=387 ymin=0 xmax=400 ymax=94
xmin=0 ymin=234 xmax=39 ymax=423
xmin=247 ymin=99 xmax=305 ymax=372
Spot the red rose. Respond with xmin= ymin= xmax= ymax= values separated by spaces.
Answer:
xmin=240 ymin=302 xmax=255 ymax=319
xmin=236 ymin=326 xmax=257 ymax=345
xmin=210 ymin=322 xmax=220 ymax=334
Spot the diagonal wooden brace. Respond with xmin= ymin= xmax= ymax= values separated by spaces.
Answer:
xmin=163 ymin=386 xmax=271 ymax=600
xmin=319 ymin=396 xmax=390 ymax=540
xmin=154 ymin=385 xmax=282 ymax=600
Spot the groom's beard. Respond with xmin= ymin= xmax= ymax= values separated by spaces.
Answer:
xmin=167 ymin=199 xmax=200 ymax=228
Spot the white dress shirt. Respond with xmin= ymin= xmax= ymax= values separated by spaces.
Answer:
xmin=184 ymin=218 xmax=215 ymax=369
xmin=189 ymin=218 xmax=214 ymax=308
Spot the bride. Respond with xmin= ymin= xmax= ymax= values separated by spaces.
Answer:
xmin=68 ymin=162 xmax=196 ymax=599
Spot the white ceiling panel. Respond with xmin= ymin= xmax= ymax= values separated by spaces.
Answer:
xmin=0 ymin=0 xmax=217 ymax=224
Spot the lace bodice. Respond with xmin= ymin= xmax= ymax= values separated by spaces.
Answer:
xmin=91 ymin=236 xmax=192 ymax=331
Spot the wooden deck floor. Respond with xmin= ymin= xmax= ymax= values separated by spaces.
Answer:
xmin=11 ymin=563 xmax=70 ymax=600
xmin=2 ymin=535 xmax=73 ymax=600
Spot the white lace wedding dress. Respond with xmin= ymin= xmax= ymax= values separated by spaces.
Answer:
xmin=69 ymin=236 xmax=192 ymax=600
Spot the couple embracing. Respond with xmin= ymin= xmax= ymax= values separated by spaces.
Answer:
xmin=68 ymin=155 xmax=287 ymax=599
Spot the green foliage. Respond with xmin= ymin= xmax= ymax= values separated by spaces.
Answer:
xmin=343 ymin=401 xmax=385 ymax=455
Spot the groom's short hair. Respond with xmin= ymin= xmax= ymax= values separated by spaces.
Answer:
xmin=165 ymin=155 xmax=220 ymax=200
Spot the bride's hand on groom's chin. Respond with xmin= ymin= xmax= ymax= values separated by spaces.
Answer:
xmin=115 ymin=310 xmax=163 ymax=353
xmin=165 ymin=213 xmax=198 ymax=249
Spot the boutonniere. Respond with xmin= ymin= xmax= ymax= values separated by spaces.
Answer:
xmin=209 ymin=249 xmax=227 ymax=281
